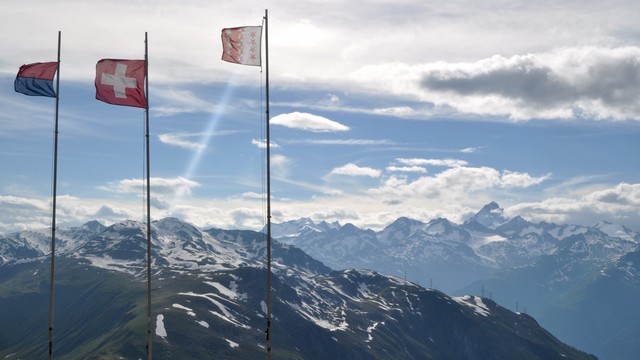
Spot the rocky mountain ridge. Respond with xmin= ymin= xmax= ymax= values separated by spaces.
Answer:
xmin=0 ymin=215 xmax=596 ymax=359
xmin=268 ymin=202 xmax=640 ymax=360
xmin=270 ymin=202 xmax=639 ymax=292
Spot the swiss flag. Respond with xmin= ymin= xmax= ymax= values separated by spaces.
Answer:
xmin=95 ymin=59 xmax=146 ymax=108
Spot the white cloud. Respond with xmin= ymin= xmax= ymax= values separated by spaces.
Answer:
xmin=368 ymin=166 xmax=550 ymax=202
xmin=0 ymin=95 xmax=59 ymax=135
xmin=372 ymin=106 xmax=417 ymax=117
xmin=230 ymin=207 xmax=265 ymax=229
xmin=0 ymin=195 xmax=51 ymax=231
xmin=590 ymin=183 xmax=640 ymax=205
xmin=288 ymin=139 xmax=393 ymax=146
xmin=159 ymin=130 xmax=244 ymax=151
xmin=152 ymin=88 xmax=219 ymax=116
xmin=271 ymin=154 xmax=289 ymax=167
xmin=0 ymin=194 xmax=147 ymax=232
xmin=353 ymin=47 xmax=640 ymax=121
xmin=508 ymin=182 xmax=640 ymax=226
xmin=271 ymin=154 xmax=291 ymax=178
xmin=4 ymin=2 xmax=637 ymax=124
xmin=328 ymin=163 xmax=381 ymax=178
xmin=251 ymin=138 xmax=280 ymax=149
xmin=386 ymin=166 xmax=427 ymax=173
xmin=501 ymin=171 xmax=551 ymax=188
xmin=423 ymin=47 xmax=640 ymax=120
xmin=311 ymin=207 xmax=360 ymax=223
xmin=93 ymin=204 xmax=133 ymax=221
xmin=159 ymin=133 xmax=206 ymax=151
xmin=0 ymin=195 xmax=48 ymax=210
xmin=397 ymin=158 xmax=468 ymax=167
xmin=271 ymin=112 xmax=349 ymax=132
xmin=4 ymin=180 xmax=640 ymax=235
xmin=242 ymin=192 xmax=264 ymax=199
xmin=99 ymin=177 xmax=201 ymax=197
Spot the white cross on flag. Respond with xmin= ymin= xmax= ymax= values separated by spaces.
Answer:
xmin=221 ymin=26 xmax=262 ymax=66
xmin=95 ymin=59 xmax=146 ymax=108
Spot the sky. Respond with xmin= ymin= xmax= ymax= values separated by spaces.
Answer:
xmin=1 ymin=0 xmax=640 ymax=233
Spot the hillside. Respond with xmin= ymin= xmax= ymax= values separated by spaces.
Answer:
xmin=0 ymin=218 xmax=596 ymax=359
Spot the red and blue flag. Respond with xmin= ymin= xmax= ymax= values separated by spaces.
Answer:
xmin=15 ymin=62 xmax=58 ymax=97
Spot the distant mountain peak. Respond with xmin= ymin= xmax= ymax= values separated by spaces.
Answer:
xmin=592 ymin=221 xmax=639 ymax=242
xmin=496 ymin=215 xmax=529 ymax=229
xmin=485 ymin=201 xmax=500 ymax=209
xmin=379 ymin=217 xmax=426 ymax=242
xmin=153 ymin=217 xmax=201 ymax=235
xmin=426 ymin=217 xmax=457 ymax=233
xmin=80 ymin=220 xmax=106 ymax=233
xmin=385 ymin=216 xmax=425 ymax=230
xmin=268 ymin=217 xmax=320 ymax=238
xmin=471 ymin=201 xmax=509 ymax=230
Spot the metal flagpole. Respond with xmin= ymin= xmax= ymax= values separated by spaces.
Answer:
xmin=144 ymin=31 xmax=153 ymax=360
xmin=264 ymin=9 xmax=272 ymax=360
xmin=48 ymin=30 xmax=61 ymax=360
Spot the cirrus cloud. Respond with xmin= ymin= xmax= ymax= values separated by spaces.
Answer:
xmin=98 ymin=176 xmax=201 ymax=197
xmin=397 ymin=158 xmax=468 ymax=167
xmin=159 ymin=133 xmax=206 ymax=151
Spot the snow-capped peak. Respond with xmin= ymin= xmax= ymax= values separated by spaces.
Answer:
xmin=269 ymin=217 xmax=321 ymax=238
xmin=469 ymin=202 xmax=509 ymax=230
xmin=593 ymin=221 xmax=639 ymax=243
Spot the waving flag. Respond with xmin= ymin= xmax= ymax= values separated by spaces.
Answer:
xmin=221 ymin=26 xmax=262 ymax=66
xmin=15 ymin=62 xmax=58 ymax=97
xmin=95 ymin=59 xmax=146 ymax=108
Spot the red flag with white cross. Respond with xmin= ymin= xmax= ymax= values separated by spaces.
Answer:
xmin=95 ymin=59 xmax=146 ymax=108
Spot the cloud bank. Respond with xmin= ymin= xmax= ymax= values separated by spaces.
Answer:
xmin=352 ymin=47 xmax=640 ymax=121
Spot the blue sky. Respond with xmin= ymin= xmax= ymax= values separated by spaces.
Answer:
xmin=1 ymin=0 xmax=640 ymax=232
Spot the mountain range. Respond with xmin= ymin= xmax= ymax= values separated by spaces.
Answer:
xmin=270 ymin=201 xmax=640 ymax=360
xmin=0 ymin=213 xmax=597 ymax=359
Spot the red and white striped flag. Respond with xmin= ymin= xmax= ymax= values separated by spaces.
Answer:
xmin=221 ymin=26 xmax=262 ymax=66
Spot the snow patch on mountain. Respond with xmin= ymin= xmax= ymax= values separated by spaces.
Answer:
xmin=453 ymin=295 xmax=490 ymax=317
xmin=225 ymin=338 xmax=239 ymax=348
xmin=365 ymin=321 xmax=383 ymax=342
xmin=205 ymin=281 xmax=245 ymax=301
xmin=288 ymin=301 xmax=349 ymax=332
xmin=594 ymin=221 xmax=639 ymax=242
xmin=83 ymin=255 xmax=143 ymax=274
xmin=179 ymin=291 xmax=251 ymax=329
xmin=155 ymin=314 xmax=167 ymax=338
xmin=197 ymin=320 xmax=209 ymax=328
xmin=172 ymin=303 xmax=196 ymax=316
